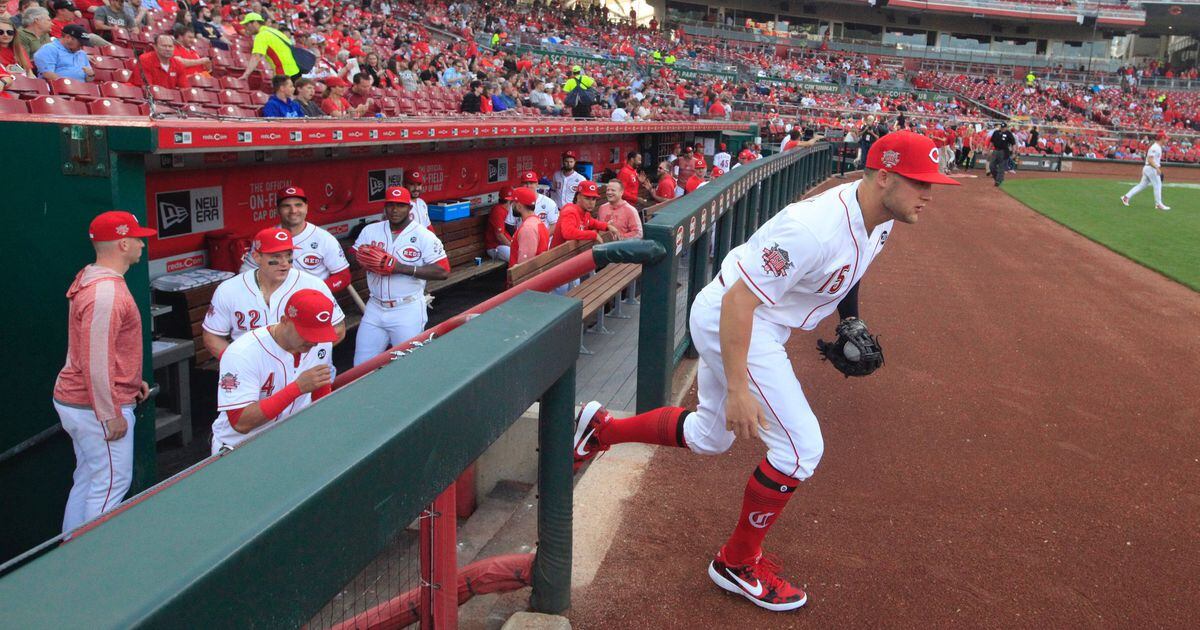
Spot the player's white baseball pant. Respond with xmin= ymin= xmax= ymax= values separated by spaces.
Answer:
xmin=354 ymin=295 xmax=428 ymax=366
xmin=54 ymin=400 xmax=136 ymax=533
xmin=1124 ymin=165 xmax=1164 ymax=206
xmin=681 ymin=286 xmax=825 ymax=480
xmin=486 ymin=246 xmax=511 ymax=261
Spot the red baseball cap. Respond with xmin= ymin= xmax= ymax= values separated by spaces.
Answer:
xmin=279 ymin=186 xmax=306 ymax=202
xmin=512 ymin=187 xmax=538 ymax=207
xmin=739 ymin=149 xmax=755 ymax=161
xmin=284 ymin=288 xmax=339 ymax=343
xmin=405 ymin=170 xmax=423 ymax=184
xmin=89 ymin=210 xmax=155 ymax=241
xmin=500 ymin=186 xmax=515 ymax=201
xmin=576 ymin=180 xmax=600 ymax=198
xmin=718 ymin=143 xmax=726 ymax=151
xmin=254 ymin=227 xmax=299 ymax=254
xmin=1157 ymin=130 xmax=1169 ymax=140
xmin=519 ymin=170 xmax=539 ymax=183
xmin=711 ymin=167 xmax=725 ymax=177
xmin=683 ymin=145 xmax=694 ymax=152
xmin=865 ymin=131 xmax=960 ymax=185
xmin=694 ymin=157 xmax=705 ymax=169
xmin=562 ymin=150 xmax=577 ymax=159
xmin=323 ymin=76 xmax=349 ymax=88
xmin=384 ymin=186 xmax=413 ymax=204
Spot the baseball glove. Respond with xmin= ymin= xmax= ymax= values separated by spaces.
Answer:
xmin=355 ymin=244 xmax=396 ymax=275
xmin=816 ymin=317 xmax=884 ymax=378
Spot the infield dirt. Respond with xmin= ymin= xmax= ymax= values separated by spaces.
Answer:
xmin=568 ymin=168 xmax=1200 ymax=629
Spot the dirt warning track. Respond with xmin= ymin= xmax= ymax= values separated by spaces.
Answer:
xmin=569 ymin=173 xmax=1200 ymax=629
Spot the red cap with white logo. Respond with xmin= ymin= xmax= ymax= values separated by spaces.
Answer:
xmin=562 ymin=150 xmax=577 ymax=159
xmin=738 ymin=149 xmax=755 ymax=161
xmin=866 ymin=131 xmax=960 ymax=185
xmin=384 ymin=186 xmax=413 ymax=204
xmin=519 ymin=170 xmax=539 ymax=183
xmin=254 ymin=227 xmax=299 ymax=254
xmin=711 ymin=167 xmax=725 ymax=178
xmin=279 ymin=186 xmax=306 ymax=202
xmin=512 ymin=187 xmax=538 ymax=207
xmin=576 ymin=180 xmax=600 ymax=198
xmin=89 ymin=210 xmax=155 ymax=241
xmin=500 ymin=186 xmax=515 ymax=202
xmin=405 ymin=170 xmax=423 ymax=184
xmin=285 ymin=288 xmax=339 ymax=343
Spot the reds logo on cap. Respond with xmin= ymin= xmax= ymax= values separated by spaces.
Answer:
xmin=284 ymin=187 xmax=298 ymax=196
xmin=520 ymin=170 xmax=539 ymax=183
xmin=928 ymin=148 xmax=940 ymax=164
xmin=315 ymin=310 xmax=332 ymax=323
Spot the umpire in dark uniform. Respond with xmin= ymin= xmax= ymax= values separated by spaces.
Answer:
xmin=988 ymin=122 xmax=1017 ymax=187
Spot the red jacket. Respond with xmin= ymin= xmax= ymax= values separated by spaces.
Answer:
xmin=133 ymin=51 xmax=190 ymax=89
xmin=53 ymin=265 xmax=144 ymax=421
xmin=552 ymin=203 xmax=608 ymax=247
xmin=509 ymin=215 xmax=549 ymax=267
xmin=618 ymin=163 xmax=640 ymax=204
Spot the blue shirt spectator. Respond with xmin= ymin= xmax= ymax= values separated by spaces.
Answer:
xmin=439 ymin=65 xmax=462 ymax=87
xmin=262 ymin=95 xmax=304 ymax=117
xmin=33 ymin=29 xmax=92 ymax=82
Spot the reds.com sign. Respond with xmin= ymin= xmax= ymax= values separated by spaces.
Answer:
xmin=145 ymin=140 xmax=634 ymax=262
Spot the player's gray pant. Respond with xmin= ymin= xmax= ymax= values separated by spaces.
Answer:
xmin=988 ymin=151 xmax=1007 ymax=184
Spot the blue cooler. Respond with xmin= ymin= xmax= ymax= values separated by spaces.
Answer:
xmin=428 ymin=200 xmax=471 ymax=222
xmin=575 ymin=162 xmax=594 ymax=179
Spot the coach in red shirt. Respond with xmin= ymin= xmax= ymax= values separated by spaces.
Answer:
xmin=133 ymin=34 xmax=190 ymax=89
xmin=651 ymin=160 xmax=676 ymax=203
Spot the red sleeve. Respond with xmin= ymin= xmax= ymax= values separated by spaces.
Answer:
xmin=227 ymin=407 xmax=244 ymax=428
xmin=324 ymin=268 xmax=352 ymax=293
xmin=311 ymin=383 xmax=332 ymax=401
xmin=436 ymin=258 xmax=451 ymax=272
xmin=584 ymin=215 xmax=608 ymax=232
xmin=559 ymin=208 xmax=597 ymax=242
xmin=131 ymin=53 xmax=148 ymax=87
xmin=175 ymin=60 xmax=191 ymax=89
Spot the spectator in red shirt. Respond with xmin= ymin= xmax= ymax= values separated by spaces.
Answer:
xmin=50 ymin=0 xmax=81 ymax=39
xmin=346 ymin=72 xmax=380 ymax=116
xmin=320 ymin=76 xmax=366 ymax=117
xmin=485 ymin=187 xmax=515 ymax=261
xmin=133 ymin=34 xmax=190 ymax=89
xmin=617 ymin=151 xmax=644 ymax=206
xmin=172 ymin=25 xmax=213 ymax=81
xmin=707 ymin=97 xmax=726 ymax=118
xmin=651 ymin=160 xmax=676 ymax=203
xmin=552 ymin=180 xmax=616 ymax=247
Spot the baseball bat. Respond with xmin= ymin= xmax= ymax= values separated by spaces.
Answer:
xmin=346 ymin=284 xmax=367 ymax=313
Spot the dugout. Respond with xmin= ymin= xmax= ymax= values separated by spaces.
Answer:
xmin=0 ymin=114 xmax=747 ymax=564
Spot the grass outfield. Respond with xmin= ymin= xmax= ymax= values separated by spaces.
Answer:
xmin=1003 ymin=178 xmax=1199 ymax=291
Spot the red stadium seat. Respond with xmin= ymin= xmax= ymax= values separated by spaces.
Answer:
xmin=28 ymin=96 xmax=89 ymax=116
xmin=89 ymin=56 xmax=124 ymax=72
xmin=6 ymin=76 xmax=50 ymax=99
xmin=88 ymin=98 xmax=141 ymax=116
xmin=0 ymin=99 xmax=30 ymax=114
xmin=188 ymin=74 xmax=217 ymax=90
xmin=180 ymin=88 xmax=217 ymax=105
xmin=99 ymin=45 xmax=134 ymax=59
xmin=99 ymin=81 xmax=144 ymax=102
xmin=247 ymin=91 xmax=269 ymax=106
xmin=147 ymin=85 xmax=183 ymax=104
xmin=216 ymin=89 xmax=247 ymax=105
xmin=219 ymin=76 xmax=248 ymax=91
xmin=111 ymin=69 xmax=133 ymax=83
xmin=214 ymin=104 xmax=256 ymax=117
xmin=49 ymin=78 xmax=101 ymax=100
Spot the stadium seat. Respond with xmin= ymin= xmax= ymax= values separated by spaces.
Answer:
xmin=247 ymin=92 xmax=269 ymax=106
xmin=0 ymin=99 xmax=30 ymax=114
xmin=188 ymin=74 xmax=217 ymax=90
xmin=49 ymin=78 xmax=102 ymax=100
xmin=147 ymin=85 xmax=183 ymax=105
xmin=88 ymin=99 xmax=141 ymax=116
xmin=216 ymin=90 xmax=248 ymax=105
xmin=180 ymin=88 xmax=217 ymax=105
xmin=89 ymin=56 xmax=124 ymax=72
xmin=112 ymin=69 xmax=133 ymax=83
xmin=6 ymin=76 xmax=50 ymax=99
xmin=99 ymin=45 xmax=134 ymax=59
xmin=99 ymin=81 xmax=144 ymax=102
xmin=214 ymin=104 xmax=255 ymax=117
xmin=28 ymin=96 xmax=89 ymax=116
xmin=219 ymin=76 xmax=248 ymax=91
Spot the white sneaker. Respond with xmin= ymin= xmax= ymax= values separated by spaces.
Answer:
xmin=1156 ymin=204 xmax=1171 ymax=211
xmin=1120 ymin=196 xmax=1129 ymax=207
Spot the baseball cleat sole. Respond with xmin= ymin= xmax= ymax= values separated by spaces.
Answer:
xmin=573 ymin=401 xmax=604 ymax=458
xmin=707 ymin=561 xmax=808 ymax=612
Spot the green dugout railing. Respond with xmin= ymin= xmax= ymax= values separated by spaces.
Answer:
xmin=0 ymin=292 xmax=580 ymax=627
xmin=636 ymin=144 xmax=835 ymax=412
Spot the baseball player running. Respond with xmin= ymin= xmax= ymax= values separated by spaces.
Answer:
xmin=1121 ymin=131 xmax=1171 ymax=211
xmin=240 ymin=186 xmax=351 ymax=293
xmin=204 ymin=227 xmax=346 ymax=361
xmin=550 ymin=151 xmax=588 ymax=209
xmin=210 ymin=289 xmax=338 ymax=454
xmin=572 ymin=131 xmax=959 ymax=611
xmin=351 ymin=186 xmax=450 ymax=366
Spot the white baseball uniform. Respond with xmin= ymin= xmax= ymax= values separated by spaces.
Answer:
xmin=1124 ymin=142 xmax=1165 ymax=206
xmin=210 ymin=326 xmax=333 ymax=454
xmin=683 ymin=180 xmax=893 ymax=479
xmin=505 ymin=192 xmax=559 ymax=231
xmin=411 ymin=197 xmax=432 ymax=228
xmin=240 ymin=222 xmax=350 ymax=279
xmin=203 ymin=269 xmax=345 ymax=342
xmin=550 ymin=169 xmax=588 ymax=208
xmin=713 ymin=151 xmax=732 ymax=172
xmin=352 ymin=218 xmax=448 ymax=365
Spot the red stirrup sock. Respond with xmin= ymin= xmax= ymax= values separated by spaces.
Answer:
xmin=722 ymin=458 xmax=800 ymax=565
xmin=601 ymin=406 xmax=688 ymax=447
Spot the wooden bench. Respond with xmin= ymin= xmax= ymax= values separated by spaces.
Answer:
xmin=505 ymin=237 xmax=641 ymax=354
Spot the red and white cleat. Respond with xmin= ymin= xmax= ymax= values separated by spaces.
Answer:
xmin=572 ymin=401 xmax=614 ymax=471
xmin=1120 ymin=196 xmax=1130 ymax=207
xmin=708 ymin=548 xmax=808 ymax=612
